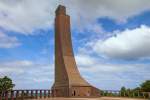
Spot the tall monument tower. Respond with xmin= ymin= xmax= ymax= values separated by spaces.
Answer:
xmin=52 ymin=5 xmax=100 ymax=97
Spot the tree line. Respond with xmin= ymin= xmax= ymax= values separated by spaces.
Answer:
xmin=120 ymin=80 xmax=150 ymax=93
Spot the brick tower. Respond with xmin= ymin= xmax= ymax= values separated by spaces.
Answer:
xmin=52 ymin=5 xmax=100 ymax=97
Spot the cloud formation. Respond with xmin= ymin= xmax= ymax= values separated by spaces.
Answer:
xmin=0 ymin=0 xmax=58 ymax=34
xmin=75 ymin=54 xmax=150 ymax=89
xmin=63 ymin=0 xmax=150 ymax=31
xmin=93 ymin=25 xmax=150 ymax=59
xmin=0 ymin=60 xmax=53 ymax=89
xmin=0 ymin=32 xmax=20 ymax=48
xmin=0 ymin=0 xmax=150 ymax=34
xmin=0 ymin=60 xmax=33 ymax=75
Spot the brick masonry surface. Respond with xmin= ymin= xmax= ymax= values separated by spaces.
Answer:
xmin=52 ymin=5 xmax=100 ymax=97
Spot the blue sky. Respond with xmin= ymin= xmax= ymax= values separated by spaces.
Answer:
xmin=0 ymin=0 xmax=150 ymax=90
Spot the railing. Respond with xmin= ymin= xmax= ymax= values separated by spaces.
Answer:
xmin=0 ymin=90 xmax=52 ymax=100
xmin=0 ymin=89 xmax=150 ymax=100
xmin=101 ymin=90 xmax=150 ymax=99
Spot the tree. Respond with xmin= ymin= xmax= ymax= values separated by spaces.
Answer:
xmin=133 ymin=87 xmax=141 ymax=92
xmin=121 ymin=87 xmax=126 ymax=92
xmin=140 ymin=80 xmax=150 ymax=92
xmin=120 ymin=87 xmax=126 ymax=96
xmin=0 ymin=76 xmax=15 ymax=93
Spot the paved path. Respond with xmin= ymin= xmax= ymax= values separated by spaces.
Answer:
xmin=31 ymin=97 xmax=147 ymax=100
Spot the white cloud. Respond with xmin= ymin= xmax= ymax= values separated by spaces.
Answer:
xmin=0 ymin=0 xmax=59 ymax=34
xmin=63 ymin=0 xmax=150 ymax=31
xmin=0 ymin=0 xmax=150 ymax=34
xmin=76 ymin=54 xmax=98 ymax=67
xmin=33 ymin=77 xmax=52 ymax=83
xmin=82 ymin=23 xmax=104 ymax=34
xmin=0 ymin=32 xmax=20 ymax=48
xmin=93 ymin=25 xmax=150 ymax=59
xmin=0 ymin=67 xmax=24 ymax=75
xmin=0 ymin=60 xmax=53 ymax=89
xmin=0 ymin=60 xmax=33 ymax=75
xmin=18 ymin=63 xmax=53 ymax=89
xmin=75 ymin=53 xmax=150 ymax=89
xmin=2 ymin=60 xmax=33 ymax=67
